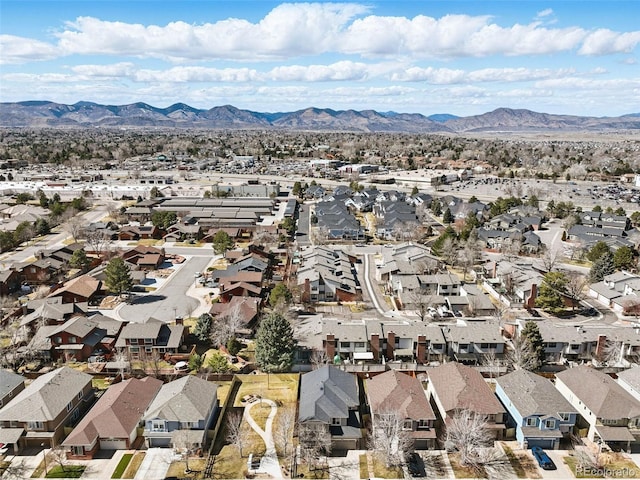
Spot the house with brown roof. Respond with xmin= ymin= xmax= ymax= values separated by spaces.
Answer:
xmin=118 ymin=225 xmax=161 ymax=241
xmin=20 ymin=256 xmax=65 ymax=284
xmin=48 ymin=274 xmax=102 ymax=304
xmin=63 ymin=377 xmax=163 ymax=458
xmin=121 ymin=245 xmax=166 ymax=270
xmin=367 ymin=370 xmax=437 ymax=449
xmin=426 ymin=362 xmax=506 ymax=439
xmin=209 ymin=296 xmax=260 ymax=334
xmin=0 ymin=267 xmax=21 ymax=296
xmin=555 ymin=365 xmax=640 ymax=451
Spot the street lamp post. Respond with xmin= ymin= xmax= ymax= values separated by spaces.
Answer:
xmin=41 ymin=443 xmax=47 ymax=475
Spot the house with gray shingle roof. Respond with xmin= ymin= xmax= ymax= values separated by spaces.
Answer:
xmin=426 ymin=362 xmax=506 ymax=439
xmin=0 ymin=370 xmax=25 ymax=409
xmin=496 ymin=369 xmax=577 ymax=450
xmin=618 ymin=367 xmax=640 ymax=402
xmin=297 ymin=247 xmax=361 ymax=303
xmin=555 ymin=365 xmax=640 ymax=450
xmin=63 ymin=377 xmax=163 ymax=458
xmin=367 ymin=370 xmax=436 ymax=449
xmin=0 ymin=366 xmax=93 ymax=447
xmin=142 ymin=375 xmax=219 ymax=448
xmin=115 ymin=318 xmax=186 ymax=359
xmin=299 ymin=365 xmax=362 ymax=450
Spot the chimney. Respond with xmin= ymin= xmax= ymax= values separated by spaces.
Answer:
xmin=175 ymin=317 xmax=183 ymax=325
xmin=527 ymin=284 xmax=538 ymax=309
xmin=325 ymin=334 xmax=336 ymax=359
xmin=387 ymin=331 xmax=396 ymax=360
xmin=303 ymin=278 xmax=311 ymax=303
xmin=417 ymin=335 xmax=427 ymax=364
xmin=370 ymin=333 xmax=380 ymax=362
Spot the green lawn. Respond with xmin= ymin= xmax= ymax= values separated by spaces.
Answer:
xmin=45 ymin=465 xmax=85 ymax=478
xmin=122 ymin=452 xmax=146 ymax=479
xmin=111 ymin=453 xmax=133 ymax=479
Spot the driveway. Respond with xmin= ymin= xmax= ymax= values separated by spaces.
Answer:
xmin=117 ymin=255 xmax=213 ymax=322
xmin=535 ymin=449 xmax=575 ymax=479
xmin=134 ymin=448 xmax=177 ymax=480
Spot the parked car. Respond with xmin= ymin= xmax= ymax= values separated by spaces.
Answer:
xmin=532 ymin=446 xmax=556 ymax=470
xmin=405 ymin=452 xmax=425 ymax=477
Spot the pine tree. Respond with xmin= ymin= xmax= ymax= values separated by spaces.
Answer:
xmin=69 ymin=248 xmax=91 ymax=271
xmin=255 ymin=312 xmax=295 ymax=373
xmin=104 ymin=257 xmax=133 ymax=296
xmin=590 ymin=251 xmax=615 ymax=282
xmin=520 ymin=321 xmax=545 ymax=371
xmin=443 ymin=207 xmax=454 ymax=224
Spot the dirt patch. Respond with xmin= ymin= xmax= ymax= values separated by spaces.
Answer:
xmin=99 ymin=295 xmax=123 ymax=309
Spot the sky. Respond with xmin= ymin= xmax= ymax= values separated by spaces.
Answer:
xmin=0 ymin=1 xmax=639 ymax=117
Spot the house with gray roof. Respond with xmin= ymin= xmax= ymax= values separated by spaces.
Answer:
xmin=143 ymin=375 xmax=219 ymax=448
xmin=299 ymin=365 xmax=362 ymax=451
xmin=63 ymin=377 xmax=163 ymax=458
xmin=367 ymin=370 xmax=437 ymax=449
xmin=0 ymin=366 xmax=94 ymax=447
xmin=495 ymin=369 xmax=577 ymax=450
xmin=426 ymin=362 xmax=506 ymax=439
xmin=115 ymin=318 xmax=186 ymax=359
xmin=555 ymin=366 xmax=640 ymax=451
xmin=0 ymin=370 xmax=24 ymax=409
xmin=297 ymin=247 xmax=361 ymax=303
xmin=442 ymin=321 xmax=505 ymax=363
xmin=618 ymin=367 xmax=640 ymax=402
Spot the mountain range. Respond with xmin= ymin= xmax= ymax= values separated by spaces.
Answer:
xmin=1 ymin=101 xmax=639 ymax=133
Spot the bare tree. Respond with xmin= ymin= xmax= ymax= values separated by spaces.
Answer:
xmin=309 ymin=348 xmax=329 ymax=369
xmin=565 ymin=272 xmax=588 ymax=310
xmin=173 ymin=427 xmax=197 ymax=473
xmin=540 ymin=248 xmax=559 ymax=273
xmin=66 ymin=216 xmax=84 ymax=243
xmin=298 ymin=422 xmax=331 ymax=473
xmin=505 ymin=336 xmax=538 ymax=371
xmin=0 ymin=321 xmax=25 ymax=372
xmin=84 ymin=229 xmax=111 ymax=259
xmin=49 ymin=445 xmax=70 ymax=474
xmin=369 ymin=408 xmax=414 ymax=468
xmin=482 ymin=351 xmax=502 ymax=380
xmin=273 ymin=406 xmax=296 ymax=463
xmin=210 ymin=302 xmax=245 ymax=348
xmin=444 ymin=409 xmax=493 ymax=470
xmin=226 ymin=410 xmax=247 ymax=457
xmin=600 ymin=339 xmax=624 ymax=366
xmin=441 ymin=237 xmax=459 ymax=266
xmin=408 ymin=290 xmax=436 ymax=322
xmin=113 ymin=348 xmax=130 ymax=380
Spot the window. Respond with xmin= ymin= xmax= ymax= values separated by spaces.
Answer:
xmin=418 ymin=419 xmax=431 ymax=429
xmin=525 ymin=417 xmax=537 ymax=427
xmin=355 ymin=342 xmax=365 ymax=349
xmin=559 ymin=413 xmax=571 ymax=421
xmin=71 ymin=409 xmax=80 ymax=421
xmin=130 ymin=347 xmax=139 ymax=353
xmin=68 ymin=336 xmax=77 ymax=343
xmin=54 ymin=336 xmax=62 ymax=344
xmin=67 ymin=401 xmax=73 ymax=412
xmin=78 ymin=391 xmax=83 ymax=400
xmin=145 ymin=347 xmax=153 ymax=353
xmin=71 ymin=446 xmax=84 ymax=456
xmin=403 ymin=420 xmax=413 ymax=430
xmin=480 ymin=343 xmax=489 ymax=349
xmin=570 ymin=344 xmax=580 ymax=350
xmin=546 ymin=342 xmax=557 ymax=348
xmin=340 ymin=342 xmax=350 ymax=349
xmin=459 ymin=344 xmax=469 ymax=351
xmin=331 ymin=418 xmax=342 ymax=426
xmin=144 ymin=338 xmax=153 ymax=345
xmin=28 ymin=421 xmax=44 ymax=430
xmin=151 ymin=420 xmax=166 ymax=432
xmin=544 ymin=419 xmax=555 ymax=429
xmin=181 ymin=421 xmax=199 ymax=429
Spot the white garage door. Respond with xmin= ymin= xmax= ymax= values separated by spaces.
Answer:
xmin=100 ymin=439 xmax=127 ymax=450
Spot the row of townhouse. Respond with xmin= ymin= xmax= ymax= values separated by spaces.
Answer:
xmin=589 ymin=270 xmax=640 ymax=314
xmin=0 ymin=368 xmax=219 ymax=457
xmin=296 ymin=246 xmax=361 ymax=303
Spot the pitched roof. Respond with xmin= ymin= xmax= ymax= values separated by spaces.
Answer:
xmin=556 ymin=366 xmax=640 ymax=420
xmin=143 ymin=376 xmax=218 ymax=423
xmin=496 ymin=369 xmax=575 ymax=418
xmin=427 ymin=362 xmax=505 ymax=416
xmin=367 ymin=370 xmax=435 ymax=421
xmin=63 ymin=377 xmax=163 ymax=447
xmin=0 ymin=370 xmax=24 ymax=400
xmin=48 ymin=274 xmax=101 ymax=300
xmin=299 ymin=366 xmax=359 ymax=424
xmin=0 ymin=367 xmax=92 ymax=422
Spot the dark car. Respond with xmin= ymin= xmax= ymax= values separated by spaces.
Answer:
xmin=405 ymin=452 xmax=425 ymax=477
xmin=532 ymin=446 xmax=556 ymax=470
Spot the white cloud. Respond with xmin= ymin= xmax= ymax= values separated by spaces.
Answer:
xmin=391 ymin=66 xmax=575 ymax=84
xmin=0 ymin=34 xmax=60 ymax=64
xmin=579 ymin=29 xmax=640 ymax=55
xmin=536 ymin=8 xmax=554 ymax=18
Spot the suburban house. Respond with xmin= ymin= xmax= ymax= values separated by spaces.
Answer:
xmin=481 ymin=260 xmax=542 ymax=308
xmin=495 ymin=369 xmax=577 ymax=450
xmin=299 ymin=365 xmax=362 ymax=451
xmin=442 ymin=321 xmax=506 ymax=364
xmin=376 ymin=242 xmax=440 ymax=283
xmin=0 ymin=370 xmax=25 ymax=409
xmin=209 ymin=295 xmax=261 ymax=334
xmin=21 ymin=297 xmax=89 ymax=331
xmin=427 ymin=362 xmax=506 ymax=439
xmin=618 ymin=367 xmax=640 ymax=402
xmin=0 ymin=267 xmax=21 ymax=296
xmin=63 ymin=377 xmax=163 ymax=459
xmin=121 ymin=245 xmax=166 ymax=270
xmin=0 ymin=367 xmax=94 ymax=447
xmin=297 ymin=246 xmax=361 ymax=303
xmin=555 ymin=366 xmax=640 ymax=451
xmin=47 ymin=274 xmax=102 ymax=305
xmin=588 ymin=271 xmax=640 ymax=313
xmin=114 ymin=318 xmax=186 ymax=360
xmin=142 ymin=376 xmax=219 ymax=448
xmin=47 ymin=316 xmax=108 ymax=362
xmin=313 ymin=201 xmax=365 ymax=241
xmin=118 ymin=225 xmax=161 ymax=241
xmin=367 ymin=370 xmax=437 ymax=449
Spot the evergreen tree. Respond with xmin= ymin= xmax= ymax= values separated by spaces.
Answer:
xmin=586 ymin=241 xmax=611 ymax=262
xmin=255 ymin=312 xmax=295 ymax=373
xmin=443 ymin=207 xmax=454 ymax=224
xmin=207 ymin=352 xmax=230 ymax=373
xmin=193 ymin=313 xmax=212 ymax=342
xmin=292 ymin=181 xmax=303 ymax=198
xmin=104 ymin=257 xmax=133 ymax=296
xmin=520 ymin=321 xmax=545 ymax=371
xmin=69 ymin=248 xmax=91 ymax=271
xmin=590 ymin=251 xmax=615 ymax=282
xmin=613 ymin=246 xmax=635 ymax=270
xmin=269 ymin=283 xmax=293 ymax=308
xmin=536 ymin=272 xmax=568 ymax=313
xmin=212 ymin=230 xmax=234 ymax=254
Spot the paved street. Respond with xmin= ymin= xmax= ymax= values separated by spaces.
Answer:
xmin=117 ymin=255 xmax=214 ymax=322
